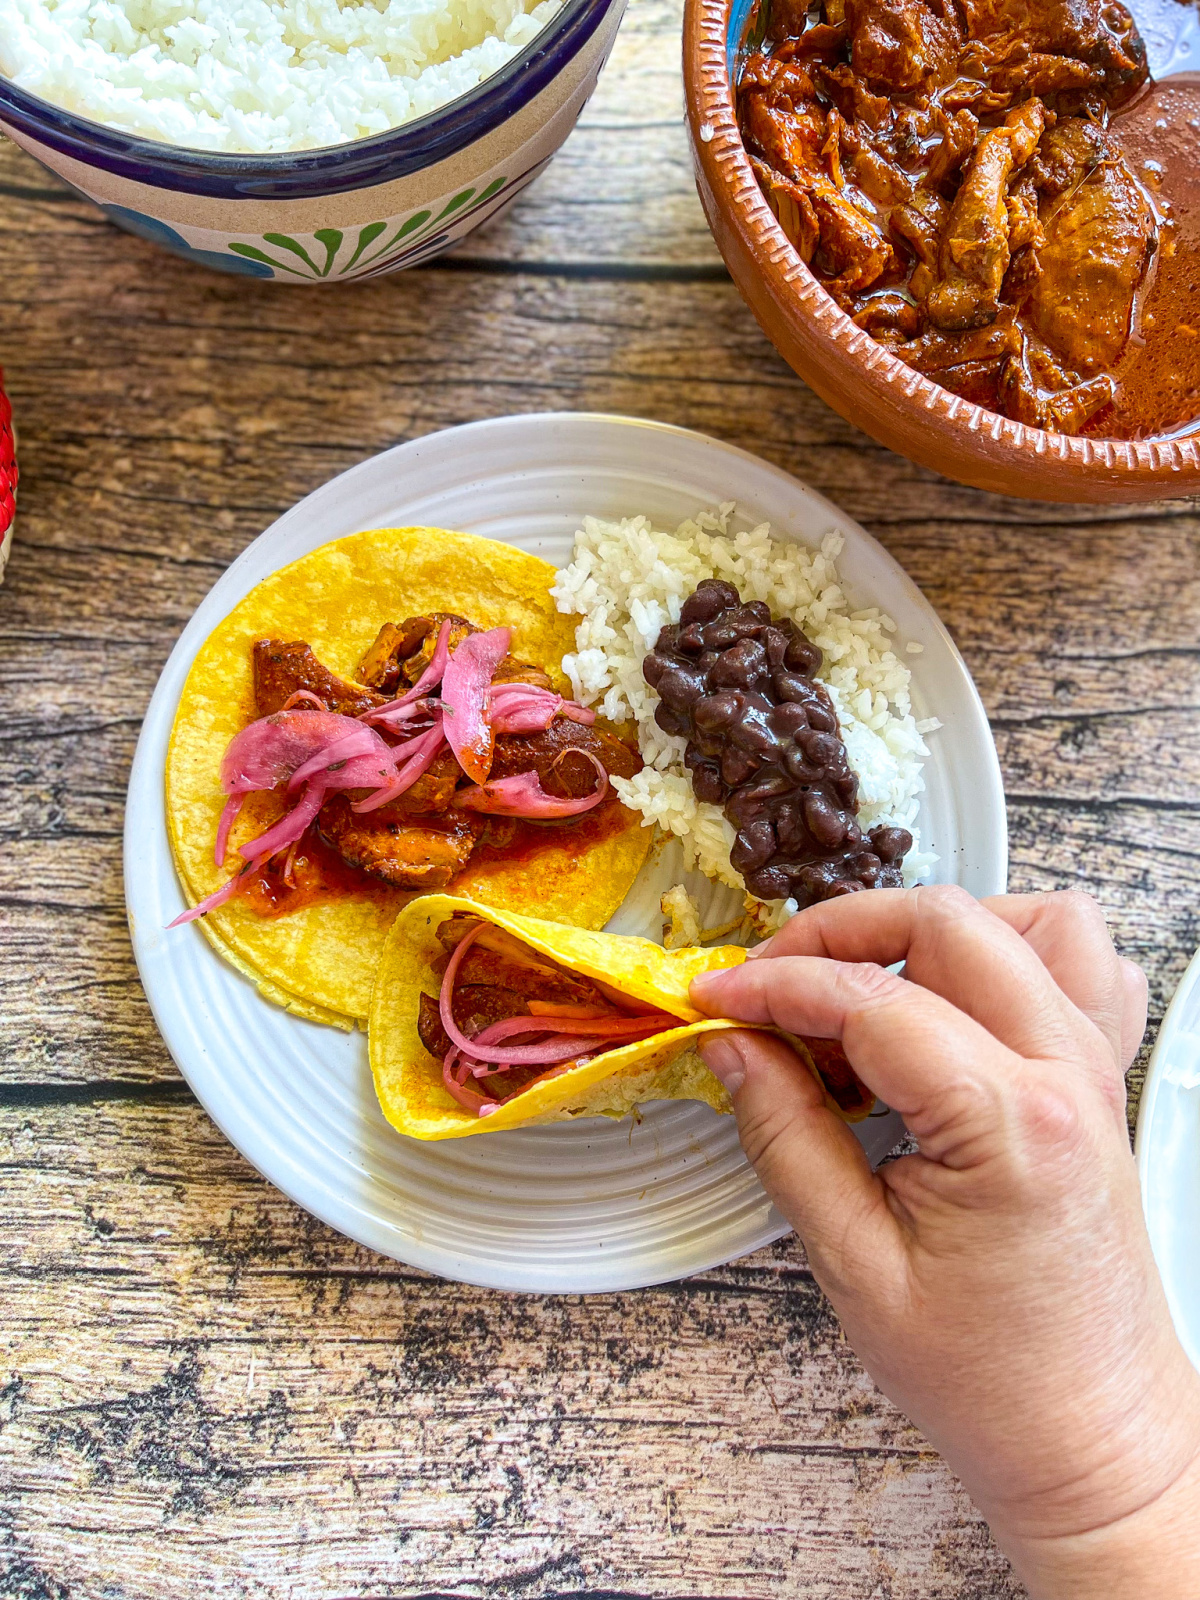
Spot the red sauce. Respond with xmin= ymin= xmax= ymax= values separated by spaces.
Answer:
xmin=466 ymin=791 xmax=636 ymax=876
xmin=1090 ymin=74 xmax=1200 ymax=437
xmin=232 ymin=788 xmax=641 ymax=920
xmin=241 ymin=829 xmax=400 ymax=918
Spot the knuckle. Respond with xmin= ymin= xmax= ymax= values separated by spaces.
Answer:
xmin=913 ymin=882 xmax=976 ymax=919
xmin=1121 ymin=956 xmax=1149 ymax=1003
xmin=1053 ymin=888 xmax=1107 ymax=926
xmin=839 ymin=960 xmax=906 ymax=1012
xmin=1013 ymin=1075 xmax=1088 ymax=1156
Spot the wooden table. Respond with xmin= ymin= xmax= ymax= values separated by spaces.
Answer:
xmin=2 ymin=2 xmax=1197 ymax=1592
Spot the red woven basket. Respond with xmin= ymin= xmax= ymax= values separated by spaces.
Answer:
xmin=0 ymin=370 xmax=16 ymax=582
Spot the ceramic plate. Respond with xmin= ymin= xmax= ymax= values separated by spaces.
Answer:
xmin=124 ymin=413 xmax=1008 ymax=1292
xmin=1137 ymin=947 xmax=1200 ymax=1372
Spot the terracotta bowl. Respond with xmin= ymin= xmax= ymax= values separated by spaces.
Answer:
xmin=682 ymin=0 xmax=1200 ymax=503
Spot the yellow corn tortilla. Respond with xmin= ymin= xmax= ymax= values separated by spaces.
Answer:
xmin=369 ymin=894 xmax=751 ymax=1138
xmin=166 ymin=527 xmax=653 ymax=1028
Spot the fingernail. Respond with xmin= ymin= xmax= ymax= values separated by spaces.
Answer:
xmin=690 ymin=967 xmax=730 ymax=1005
xmin=746 ymin=935 xmax=774 ymax=959
xmin=700 ymin=1035 xmax=747 ymax=1097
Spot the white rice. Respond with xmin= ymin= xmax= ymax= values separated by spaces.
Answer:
xmin=0 ymin=0 xmax=563 ymax=153
xmin=550 ymin=504 xmax=940 ymax=930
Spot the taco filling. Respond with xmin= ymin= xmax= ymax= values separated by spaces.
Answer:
xmin=171 ymin=612 xmax=641 ymax=928
xmin=413 ymin=910 xmax=874 ymax=1122
xmin=419 ymin=912 xmax=683 ymax=1115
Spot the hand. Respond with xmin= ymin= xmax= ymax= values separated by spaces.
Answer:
xmin=690 ymin=887 xmax=1200 ymax=1599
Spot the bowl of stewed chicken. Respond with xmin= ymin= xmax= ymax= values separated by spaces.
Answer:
xmin=683 ymin=0 xmax=1200 ymax=501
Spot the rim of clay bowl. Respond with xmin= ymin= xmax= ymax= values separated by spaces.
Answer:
xmin=0 ymin=0 xmax=618 ymax=201
xmin=682 ymin=0 xmax=1200 ymax=503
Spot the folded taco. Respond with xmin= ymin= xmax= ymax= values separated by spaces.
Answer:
xmin=166 ymin=527 xmax=652 ymax=1028
xmin=368 ymin=894 xmax=876 ymax=1139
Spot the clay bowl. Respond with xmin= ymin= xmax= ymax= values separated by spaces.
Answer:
xmin=682 ymin=0 xmax=1200 ymax=503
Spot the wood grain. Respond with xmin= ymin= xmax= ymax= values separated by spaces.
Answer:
xmin=1 ymin=0 xmax=1198 ymax=1590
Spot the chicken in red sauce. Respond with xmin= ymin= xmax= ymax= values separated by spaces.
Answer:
xmin=249 ymin=617 xmax=640 ymax=894
xmin=739 ymin=0 xmax=1165 ymax=435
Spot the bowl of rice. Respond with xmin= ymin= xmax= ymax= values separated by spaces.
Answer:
xmin=0 ymin=0 xmax=625 ymax=282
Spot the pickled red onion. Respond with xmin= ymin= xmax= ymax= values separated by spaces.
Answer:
xmin=281 ymin=690 xmax=328 ymax=712
xmin=352 ymin=720 xmax=447 ymax=814
xmin=365 ymin=618 xmax=453 ymax=726
xmin=486 ymin=683 xmax=596 ymax=735
xmin=239 ymin=783 xmax=325 ymax=864
xmin=438 ymin=922 xmax=674 ymax=1075
xmin=454 ymin=750 xmax=608 ymax=818
xmin=287 ymin=726 xmax=387 ymax=791
xmin=403 ymin=617 xmax=454 ymax=700
xmin=220 ymin=709 xmax=372 ymax=795
xmin=470 ymin=1013 xmax=674 ymax=1047
xmin=367 ymin=698 xmax=435 ymax=733
xmin=214 ymin=794 xmax=244 ymax=868
xmin=441 ymin=626 xmax=511 ymax=784
xmin=178 ymin=707 xmax=418 ymax=930
xmin=167 ymin=863 xmax=253 ymax=927
xmin=441 ymin=1050 xmax=499 ymax=1114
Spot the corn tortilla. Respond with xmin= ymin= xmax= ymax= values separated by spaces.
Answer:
xmin=166 ymin=527 xmax=653 ymax=1027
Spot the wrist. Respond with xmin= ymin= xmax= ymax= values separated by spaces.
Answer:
xmin=999 ymin=1442 xmax=1200 ymax=1600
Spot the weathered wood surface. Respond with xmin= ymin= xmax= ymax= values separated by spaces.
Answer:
xmin=1 ymin=0 xmax=1198 ymax=1590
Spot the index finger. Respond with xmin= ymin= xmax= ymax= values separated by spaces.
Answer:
xmin=745 ymin=885 xmax=1097 ymax=1067
xmin=690 ymin=953 xmax=1022 ymax=1159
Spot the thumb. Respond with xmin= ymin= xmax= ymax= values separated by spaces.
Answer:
xmin=701 ymin=1030 xmax=899 ymax=1291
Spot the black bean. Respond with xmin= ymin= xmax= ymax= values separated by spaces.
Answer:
xmin=727 ymin=774 xmax=791 ymax=824
xmin=799 ymin=729 xmax=839 ymax=767
xmin=795 ymin=862 xmax=839 ymax=898
xmin=784 ymin=746 xmax=817 ymax=782
xmin=691 ymin=762 xmax=725 ymax=804
xmin=642 ymin=651 xmax=669 ymax=689
xmin=657 ymin=666 xmax=705 ymax=712
xmin=648 ymin=584 xmax=911 ymax=911
xmin=772 ymin=669 xmax=831 ymax=706
xmin=871 ymin=826 xmax=913 ymax=863
xmin=721 ymin=747 xmax=758 ymax=787
xmin=680 ymin=579 xmax=739 ymax=626
xmin=730 ymin=715 xmax=781 ymax=760
xmin=770 ymin=702 xmax=810 ymax=738
xmin=785 ymin=634 xmax=822 ymax=674
xmin=701 ymin=618 xmax=741 ymax=649
xmin=852 ymin=852 xmax=882 ymax=884
xmin=726 ymin=606 xmax=770 ymax=642
xmin=774 ymin=802 xmax=804 ymax=850
xmin=763 ymin=626 xmax=792 ymax=668
xmin=654 ymin=703 xmax=690 ymax=737
xmin=803 ymin=791 xmax=848 ymax=850
xmin=693 ymin=691 xmax=744 ymax=734
xmin=744 ymin=863 xmax=793 ymax=901
xmin=710 ymin=638 xmax=768 ymax=689
xmin=731 ymin=818 xmax=777 ymax=874
xmin=832 ymin=770 xmax=860 ymax=807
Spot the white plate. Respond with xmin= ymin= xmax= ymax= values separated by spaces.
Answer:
xmin=125 ymin=413 xmax=1007 ymax=1293
xmin=1137 ymin=947 xmax=1200 ymax=1373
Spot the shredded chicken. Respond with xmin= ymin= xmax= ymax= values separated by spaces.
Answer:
xmin=739 ymin=0 xmax=1157 ymax=435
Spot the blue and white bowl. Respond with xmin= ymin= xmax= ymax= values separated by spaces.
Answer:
xmin=0 ymin=0 xmax=625 ymax=284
